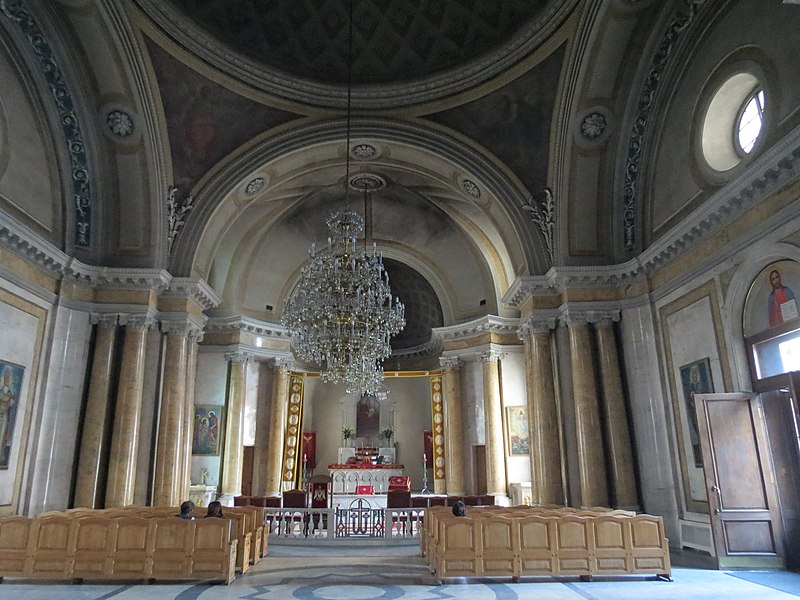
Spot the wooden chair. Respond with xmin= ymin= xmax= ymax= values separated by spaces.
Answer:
xmin=479 ymin=516 xmax=516 ymax=578
xmin=71 ymin=516 xmax=115 ymax=580
xmin=150 ymin=518 xmax=193 ymax=580
xmin=282 ymin=490 xmax=309 ymax=536
xmin=0 ymin=516 xmax=32 ymax=579
xmin=28 ymin=516 xmax=73 ymax=579
xmin=110 ymin=517 xmax=151 ymax=579
xmin=189 ymin=518 xmax=237 ymax=584
xmin=387 ymin=490 xmax=411 ymax=535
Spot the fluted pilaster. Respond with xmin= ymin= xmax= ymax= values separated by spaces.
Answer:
xmin=566 ymin=315 xmax=609 ymax=508
xmin=440 ymin=356 xmax=465 ymax=495
xmin=520 ymin=317 xmax=564 ymax=505
xmin=105 ymin=314 xmax=153 ymax=507
xmin=264 ymin=358 xmax=292 ymax=496
xmin=482 ymin=350 xmax=506 ymax=497
xmin=596 ymin=317 xmax=639 ymax=509
xmin=220 ymin=352 xmax=251 ymax=502
xmin=74 ymin=314 xmax=119 ymax=508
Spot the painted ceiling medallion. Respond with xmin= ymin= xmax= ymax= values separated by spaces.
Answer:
xmin=580 ymin=112 xmax=607 ymax=140
xmin=348 ymin=173 xmax=386 ymax=190
xmin=106 ymin=109 xmax=134 ymax=137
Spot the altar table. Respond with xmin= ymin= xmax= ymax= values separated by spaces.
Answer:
xmin=328 ymin=464 xmax=405 ymax=494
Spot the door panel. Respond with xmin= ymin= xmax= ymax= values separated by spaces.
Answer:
xmin=694 ymin=393 xmax=784 ymax=568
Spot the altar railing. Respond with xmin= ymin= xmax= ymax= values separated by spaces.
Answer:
xmin=264 ymin=503 xmax=424 ymax=541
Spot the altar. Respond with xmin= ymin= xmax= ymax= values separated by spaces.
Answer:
xmin=329 ymin=464 xmax=405 ymax=494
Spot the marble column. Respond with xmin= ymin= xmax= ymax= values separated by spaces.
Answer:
xmin=482 ymin=350 xmax=507 ymax=498
xmin=74 ymin=314 xmax=119 ymax=508
xmin=105 ymin=314 xmax=153 ymax=507
xmin=441 ymin=356 xmax=465 ymax=495
xmin=596 ymin=317 xmax=639 ymax=509
xmin=152 ymin=322 xmax=191 ymax=507
xmin=220 ymin=352 xmax=250 ymax=504
xmin=567 ymin=315 xmax=609 ymax=508
xmin=521 ymin=318 xmax=564 ymax=505
xmin=264 ymin=358 xmax=292 ymax=496
xmin=180 ymin=328 xmax=201 ymax=500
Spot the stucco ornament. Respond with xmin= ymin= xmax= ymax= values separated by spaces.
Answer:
xmin=106 ymin=110 xmax=134 ymax=137
xmin=581 ymin=112 xmax=607 ymax=139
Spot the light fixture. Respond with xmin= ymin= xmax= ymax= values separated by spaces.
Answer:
xmin=281 ymin=0 xmax=405 ymax=394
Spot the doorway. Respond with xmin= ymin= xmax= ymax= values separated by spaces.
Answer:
xmin=474 ymin=445 xmax=487 ymax=495
xmin=760 ymin=379 xmax=800 ymax=571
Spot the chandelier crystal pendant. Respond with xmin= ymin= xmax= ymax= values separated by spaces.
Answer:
xmin=282 ymin=207 xmax=405 ymax=394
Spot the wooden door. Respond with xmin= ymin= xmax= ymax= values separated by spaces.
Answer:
xmin=694 ymin=393 xmax=784 ymax=568
xmin=761 ymin=374 xmax=800 ymax=571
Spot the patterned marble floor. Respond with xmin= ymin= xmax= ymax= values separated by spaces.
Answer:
xmin=0 ymin=545 xmax=798 ymax=600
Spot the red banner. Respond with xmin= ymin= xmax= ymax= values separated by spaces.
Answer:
xmin=302 ymin=431 xmax=316 ymax=469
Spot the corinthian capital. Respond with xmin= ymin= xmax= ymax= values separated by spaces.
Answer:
xmin=224 ymin=351 xmax=251 ymax=364
xmin=439 ymin=355 xmax=463 ymax=370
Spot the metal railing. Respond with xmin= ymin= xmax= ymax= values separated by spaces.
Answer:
xmin=264 ymin=500 xmax=424 ymax=542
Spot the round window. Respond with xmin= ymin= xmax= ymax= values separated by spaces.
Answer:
xmin=701 ymin=72 xmax=766 ymax=172
xmin=736 ymin=89 xmax=765 ymax=155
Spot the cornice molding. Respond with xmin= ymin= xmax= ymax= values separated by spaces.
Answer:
xmin=0 ymin=210 xmax=220 ymax=305
xmin=505 ymin=122 xmax=800 ymax=309
xmin=432 ymin=314 xmax=521 ymax=342
xmin=204 ymin=315 xmax=290 ymax=339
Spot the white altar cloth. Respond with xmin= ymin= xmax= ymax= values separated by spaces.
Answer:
xmin=329 ymin=466 xmax=404 ymax=494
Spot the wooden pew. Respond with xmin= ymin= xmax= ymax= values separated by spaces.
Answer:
xmin=0 ymin=516 xmax=32 ymax=580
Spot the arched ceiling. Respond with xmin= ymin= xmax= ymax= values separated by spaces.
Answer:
xmin=122 ymin=0 xmax=605 ymax=340
xmin=162 ymin=0 xmax=555 ymax=86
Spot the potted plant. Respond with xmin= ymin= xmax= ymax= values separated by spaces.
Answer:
xmin=342 ymin=427 xmax=353 ymax=447
xmin=381 ymin=427 xmax=394 ymax=445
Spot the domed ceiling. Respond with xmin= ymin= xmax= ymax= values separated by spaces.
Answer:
xmin=163 ymin=0 xmax=554 ymax=85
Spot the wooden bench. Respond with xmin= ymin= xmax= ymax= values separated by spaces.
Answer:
xmin=422 ymin=506 xmax=671 ymax=583
xmin=0 ymin=514 xmax=238 ymax=584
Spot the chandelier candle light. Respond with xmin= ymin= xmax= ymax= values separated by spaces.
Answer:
xmin=282 ymin=211 xmax=405 ymax=394
xmin=281 ymin=0 xmax=404 ymax=394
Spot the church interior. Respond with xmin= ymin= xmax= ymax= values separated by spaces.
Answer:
xmin=2 ymin=0 xmax=800 ymax=593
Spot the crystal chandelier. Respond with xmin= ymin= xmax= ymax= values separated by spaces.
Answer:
xmin=282 ymin=207 xmax=405 ymax=394
xmin=281 ymin=0 xmax=404 ymax=393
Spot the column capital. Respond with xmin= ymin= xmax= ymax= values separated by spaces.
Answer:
xmin=562 ymin=308 xmax=620 ymax=327
xmin=518 ymin=316 xmax=556 ymax=338
xmin=118 ymin=313 xmax=155 ymax=330
xmin=480 ymin=349 xmax=505 ymax=363
xmin=439 ymin=355 xmax=463 ymax=370
xmin=272 ymin=357 xmax=294 ymax=372
xmin=160 ymin=319 xmax=204 ymax=338
xmin=224 ymin=351 xmax=251 ymax=364
xmin=91 ymin=312 xmax=119 ymax=327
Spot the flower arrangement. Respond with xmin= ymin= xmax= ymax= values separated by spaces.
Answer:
xmin=381 ymin=427 xmax=394 ymax=444
xmin=342 ymin=427 xmax=353 ymax=446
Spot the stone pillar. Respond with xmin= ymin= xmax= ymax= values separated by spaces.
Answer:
xmin=482 ymin=350 xmax=507 ymax=498
xmin=152 ymin=322 xmax=191 ymax=507
xmin=264 ymin=358 xmax=292 ymax=496
xmin=219 ymin=352 xmax=250 ymax=504
xmin=105 ymin=314 xmax=153 ymax=507
xmin=521 ymin=318 xmax=564 ymax=506
xmin=74 ymin=314 xmax=119 ymax=508
xmin=180 ymin=328 xmax=201 ymax=500
xmin=441 ymin=356 xmax=465 ymax=495
xmin=596 ymin=317 xmax=639 ymax=509
xmin=567 ymin=315 xmax=609 ymax=508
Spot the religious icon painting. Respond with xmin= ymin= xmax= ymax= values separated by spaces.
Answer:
xmin=0 ymin=361 xmax=25 ymax=470
xmin=193 ymin=404 xmax=223 ymax=456
xmin=505 ymin=405 xmax=530 ymax=456
xmin=679 ymin=358 xmax=713 ymax=470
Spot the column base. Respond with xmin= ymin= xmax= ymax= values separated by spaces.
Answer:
xmin=217 ymin=492 xmax=240 ymax=507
